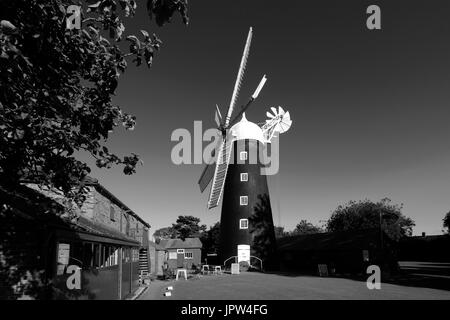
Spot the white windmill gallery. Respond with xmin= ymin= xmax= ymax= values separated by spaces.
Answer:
xmin=198 ymin=27 xmax=293 ymax=270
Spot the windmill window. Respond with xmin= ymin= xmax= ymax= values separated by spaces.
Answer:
xmin=240 ymin=196 xmax=248 ymax=206
xmin=240 ymin=219 xmax=249 ymax=229
xmin=240 ymin=151 xmax=248 ymax=161
xmin=240 ymin=173 xmax=248 ymax=182
xmin=184 ymin=252 xmax=193 ymax=259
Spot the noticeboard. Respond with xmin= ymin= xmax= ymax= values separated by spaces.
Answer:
xmin=57 ymin=243 xmax=70 ymax=265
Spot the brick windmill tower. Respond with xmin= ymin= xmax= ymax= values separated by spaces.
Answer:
xmin=198 ymin=27 xmax=292 ymax=268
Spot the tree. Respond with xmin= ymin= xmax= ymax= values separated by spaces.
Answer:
xmin=291 ymin=219 xmax=324 ymax=235
xmin=0 ymin=0 xmax=188 ymax=208
xmin=171 ymin=215 xmax=207 ymax=241
xmin=274 ymin=226 xmax=289 ymax=239
xmin=444 ymin=211 xmax=450 ymax=234
xmin=200 ymin=222 xmax=220 ymax=256
xmin=249 ymin=194 xmax=277 ymax=270
xmin=153 ymin=226 xmax=175 ymax=243
xmin=0 ymin=0 xmax=188 ymax=299
xmin=326 ymin=198 xmax=415 ymax=241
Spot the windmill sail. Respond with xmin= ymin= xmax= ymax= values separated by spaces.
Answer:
xmin=207 ymin=136 xmax=233 ymax=209
xmin=198 ymin=162 xmax=215 ymax=192
xmin=224 ymin=27 xmax=253 ymax=128
xmin=198 ymin=131 xmax=223 ymax=192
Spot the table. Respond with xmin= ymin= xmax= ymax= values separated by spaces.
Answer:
xmin=176 ymin=268 xmax=188 ymax=280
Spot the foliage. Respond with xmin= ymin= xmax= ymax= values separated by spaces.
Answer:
xmin=291 ymin=219 xmax=324 ymax=235
xmin=0 ymin=0 xmax=188 ymax=207
xmin=200 ymin=222 xmax=220 ymax=256
xmin=153 ymin=226 xmax=176 ymax=242
xmin=326 ymin=198 xmax=415 ymax=241
xmin=0 ymin=0 xmax=188 ymax=300
xmin=171 ymin=215 xmax=207 ymax=241
xmin=274 ymin=226 xmax=289 ymax=239
xmin=444 ymin=211 xmax=450 ymax=234
xmin=249 ymin=194 xmax=277 ymax=270
xmin=154 ymin=215 xmax=207 ymax=242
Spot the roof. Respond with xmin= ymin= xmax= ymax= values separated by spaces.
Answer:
xmin=0 ymin=184 xmax=139 ymax=246
xmin=230 ymin=113 xmax=266 ymax=143
xmin=402 ymin=234 xmax=449 ymax=242
xmin=158 ymin=238 xmax=203 ymax=250
xmin=75 ymin=216 xmax=140 ymax=245
xmin=277 ymin=228 xmax=387 ymax=252
xmin=19 ymin=176 xmax=150 ymax=228
xmin=83 ymin=176 xmax=150 ymax=228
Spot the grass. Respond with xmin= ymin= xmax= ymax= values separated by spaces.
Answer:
xmin=139 ymin=272 xmax=450 ymax=300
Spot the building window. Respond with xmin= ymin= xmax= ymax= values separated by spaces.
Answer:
xmin=93 ymin=243 xmax=100 ymax=268
xmin=184 ymin=252 xmax=193 ymax=259
xmin=177 ymin=249 xmax=185 ymax=254
xmin=240 ymin=219 xmax=249 ymax=229
xmin=240 ymin=173 xmax=248 ymax=182
xmin=240 ymin=151 xmax=248 ymax=161
xmin=169 ymin=252 xmax=177 ymax=260
xmin=125 ymin=217 xmax=130 ymax=236
xmin=82 ymin=243 xmax=94 ymax=269
xmin=240 ymin=196 xmax=248 ymax=206
xmin=110 ymin=206 xmax=115 ymax=221
xmin=100 ymin=245 xmax=107 ymax=268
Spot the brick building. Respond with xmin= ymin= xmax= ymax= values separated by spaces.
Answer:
xmin=159 ymin=238 xmax=202 ymax=270
xmin=0 ymin=177 xmax=150 ymax=300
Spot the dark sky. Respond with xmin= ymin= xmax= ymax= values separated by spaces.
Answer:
xmin=79 ymin=0 xmax=450 ymax=236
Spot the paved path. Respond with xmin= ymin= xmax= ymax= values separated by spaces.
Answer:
xmin=139 ymin=272 xmax=450 ymax=300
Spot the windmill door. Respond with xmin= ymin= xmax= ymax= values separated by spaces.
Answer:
xmin=237 ymin=245 xmax=250 ymax=263
xmin=177 ymin=249 xmax=184 ymax=268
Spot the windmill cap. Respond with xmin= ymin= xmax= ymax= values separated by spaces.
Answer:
xmin=230 ymin=112 xmax=265 ymax=143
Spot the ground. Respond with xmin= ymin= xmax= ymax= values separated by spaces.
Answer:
xmin=138 ymin=271 xmax=450 ymax=300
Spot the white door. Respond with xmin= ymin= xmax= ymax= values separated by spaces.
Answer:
xmin=237 ymin=245 xmax=250 ymax=263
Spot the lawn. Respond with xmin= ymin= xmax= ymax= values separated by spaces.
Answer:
xmin=139 ymin=272 xmax=450 ymax=300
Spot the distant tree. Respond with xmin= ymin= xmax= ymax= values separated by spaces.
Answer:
xmin=200 ymin=222 xmax=220 ymax=256
xmin=249 ymin=194 xmax=277 ymax=270
xmin=326 ymin=198 xmax=415 ymax=241
xmin=0 ymin=0 xmax=188 ymax=207
xmin=291 ymin=219 xmax=324 ymax=235
xmin=153 ymin=226 xmax=175 ymax=243
xmin=274 ymin=226 xmax=289 ymax=239
xmin=171 ymin=215 xmax=207 ymax=241
xmin=444 ymin=211 xmax=450 ymax=234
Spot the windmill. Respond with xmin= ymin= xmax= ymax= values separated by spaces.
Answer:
xmin=198 ymin=27 xmax=292 ymax=268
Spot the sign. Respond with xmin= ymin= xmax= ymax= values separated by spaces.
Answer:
xmin=231 ymin=263 xmax=240 ymax=275
xmin=237 ymin=244 xmax=250 ymax=263
xmin=56 ymin=264 xmax=66 ymax=276
xmin=57 ymin=243 xmax=70 ymax=265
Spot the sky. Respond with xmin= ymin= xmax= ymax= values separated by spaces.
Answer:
xmin=79 ymin=0 xmax=450 ymax=236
